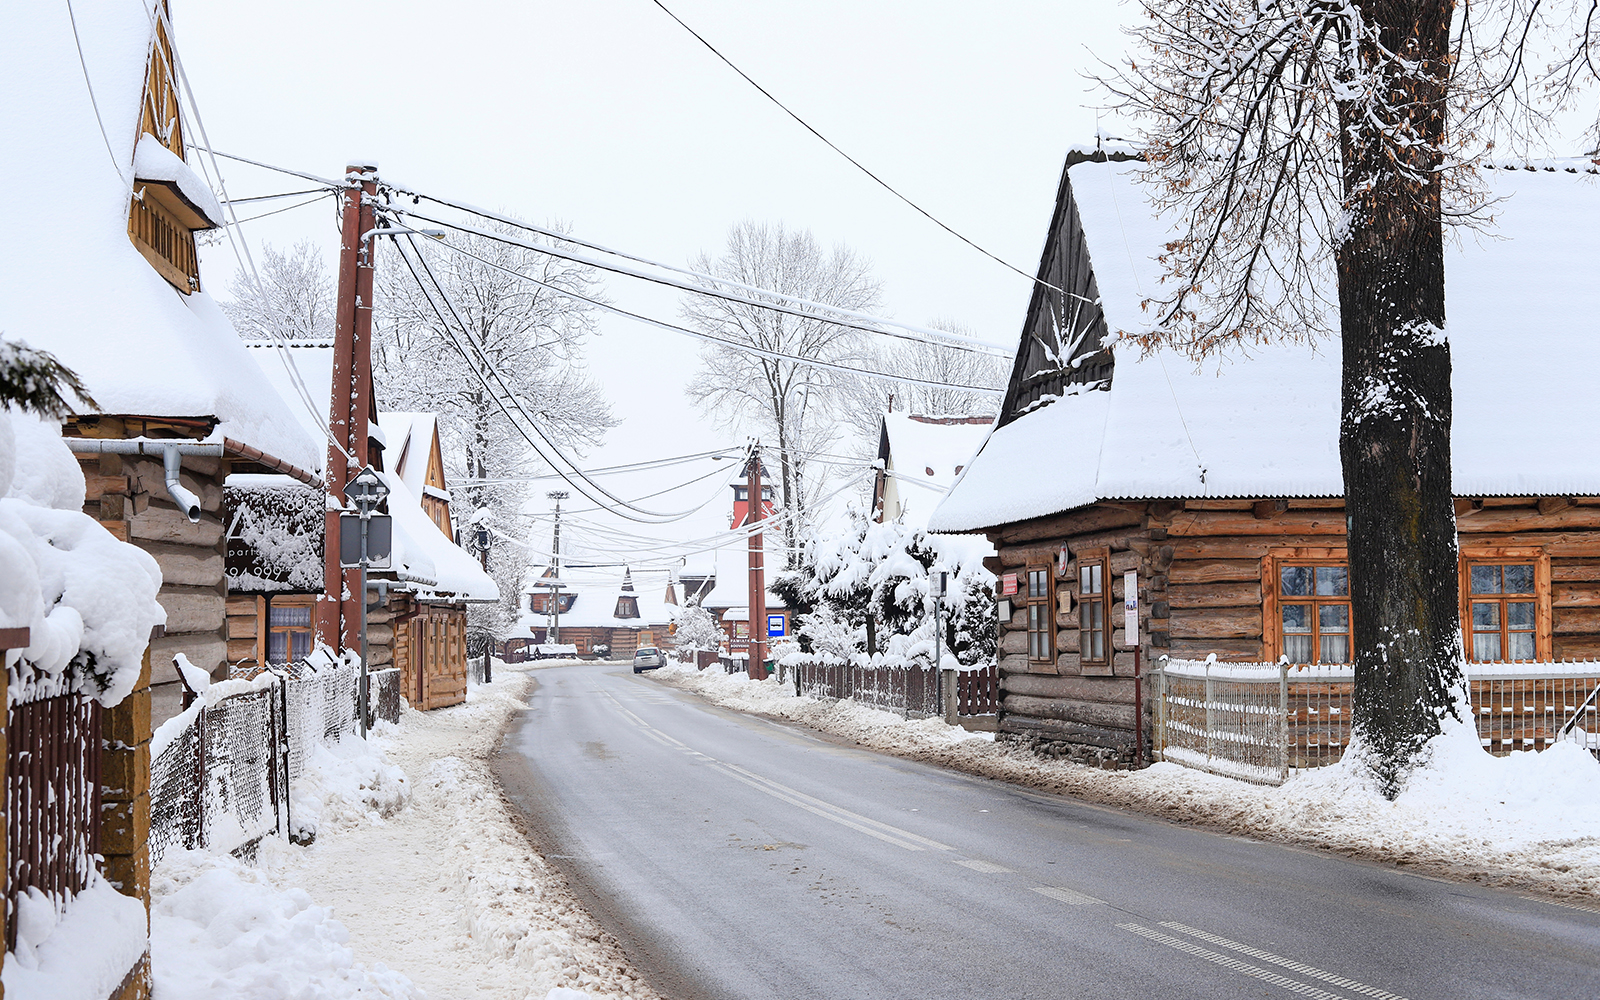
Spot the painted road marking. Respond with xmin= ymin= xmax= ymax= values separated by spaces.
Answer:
xmin=597 ymin=685 xmax=953 ymax=853
xmin=954 ymin=859 xmax=1014 ymax=874
xmin=1159 ymin=923 xmax=1409 ymax=1000
xmin=1119 ymin=924 xmax=1408 ymax=1000
xmin=1031 ymin=886 xmax=1104 ymax=906
xmin=1521 ymin=895 xmax=1600 ymax=916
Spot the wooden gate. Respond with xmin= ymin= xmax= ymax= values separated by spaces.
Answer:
xmin=396 ymin=608 xmax=469 ymax=710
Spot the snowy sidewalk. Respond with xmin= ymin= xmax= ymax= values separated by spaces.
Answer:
xmin=151 ymin=662 xmax=657 ymax=1000
xmin=650 ymin=663 xmax=1600 ymax=903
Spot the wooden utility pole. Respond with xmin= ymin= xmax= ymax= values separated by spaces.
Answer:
xmin=317 ymin=162 xmax=380 ymax=653
xmin=746 ymin=445 xmax=767 ymax=680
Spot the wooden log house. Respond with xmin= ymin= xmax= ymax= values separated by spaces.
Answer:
xmin=929 ymin=146 xmax=1600 ymax=766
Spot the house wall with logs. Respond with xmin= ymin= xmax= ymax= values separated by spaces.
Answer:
xmin=989 ymin=496 xmax=1600 ymax=765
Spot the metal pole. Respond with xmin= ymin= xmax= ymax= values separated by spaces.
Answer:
xmin=359 ymin=515 xmax=370 ymax=739
xmin=548 ymin=491 xmax=566 ymax=645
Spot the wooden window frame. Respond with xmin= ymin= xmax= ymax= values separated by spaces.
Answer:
xmin=1076 ymin=548 xmax=1111 ymax=674
xmin=1458 ymin=546 xmax=1551 ymax=663
xmin=1262 ymin=548 xmax=1351 ymax=666
xmin=1025 ymin=564 xmax=1055 ymax=666
xmin=265 ymin=594 xmax=316 ymax=665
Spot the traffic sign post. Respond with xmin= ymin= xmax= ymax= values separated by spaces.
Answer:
xmin=341 ymin=468 xmax=391 ymax=738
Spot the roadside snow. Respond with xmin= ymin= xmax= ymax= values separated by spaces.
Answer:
xmin=651 ymin=663 xmax=1600 ymax=902
xmin=150 ymin=660 xmax=658 ymax=1000
xmin=2 ymin=875 xmax=148 ymax=1000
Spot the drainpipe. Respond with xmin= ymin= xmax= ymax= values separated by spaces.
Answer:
xmin=63 ymin=439 xmax=224 ymax=523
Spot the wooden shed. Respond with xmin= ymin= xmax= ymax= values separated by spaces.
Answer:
xmin=930 ymin=147 xmax=1600 ymax=766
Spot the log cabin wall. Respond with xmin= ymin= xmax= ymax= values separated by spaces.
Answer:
xmin=990 ymin=503 xmax=1157 ymax=766
xmin=84 ymin=452 xmax=228 ymax=681
xmin=990 ymin=496 xmax=1600 ymax=767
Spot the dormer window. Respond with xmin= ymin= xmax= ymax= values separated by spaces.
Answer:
xmin=614 ymin=596 xmax=640 ymax=619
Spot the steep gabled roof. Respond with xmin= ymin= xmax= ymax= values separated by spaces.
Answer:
xmin=932 ymin=152 xmax=1600 ymax=533
xmin=0 ymin=4 xmax=318 ymax=472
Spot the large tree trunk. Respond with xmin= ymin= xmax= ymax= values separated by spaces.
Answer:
xmin=1335 ymin=0 xmax=1465 ymax=797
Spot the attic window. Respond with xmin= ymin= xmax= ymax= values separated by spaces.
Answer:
xmin=129 ymin=190 xmax=201 ymax=293
xmin=615 ymin=596 xmax=640 ymax=619
xmin=925 ymin=466 xmax=935 ymax=476
xmin=955 ymin=465 xmax=964 ymax=475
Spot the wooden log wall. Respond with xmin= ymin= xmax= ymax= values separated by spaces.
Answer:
xmin=989 ymin=495 xmax=1600 ymax=766
xmin=84 ymin=452 xmax=228 ymax=683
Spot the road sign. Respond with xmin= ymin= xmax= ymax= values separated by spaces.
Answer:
xmin=339 ymin=513 xmax=392 ymax=569
xmin=343 ymin=466 xmax=389 ymax=511
xmin=1124 ymin=569 xmax=1139 ymax=645
xmin=767 ymin=614 xmax=785 ymax=637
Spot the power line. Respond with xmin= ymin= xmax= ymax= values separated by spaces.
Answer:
xmin=645 ymin=0 xmax=1070 ymax=300
xmin=382 ymin=193 xmax=1010 ymax=356
xmin=223 ymin=192 xmax=334 ymax=227
xmin=410 ymin=227 xmax=1003 ymax=395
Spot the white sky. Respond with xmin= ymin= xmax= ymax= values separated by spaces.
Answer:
xmin=179 ymin=1 xmax=1136 ymax=589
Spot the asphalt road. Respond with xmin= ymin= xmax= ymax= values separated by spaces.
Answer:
xmin=495 ymin=664 xmax=1600 ymax=1000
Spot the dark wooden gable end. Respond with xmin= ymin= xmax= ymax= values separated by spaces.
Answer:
xmin=998 ymin=148 xmax=1141 ymax=427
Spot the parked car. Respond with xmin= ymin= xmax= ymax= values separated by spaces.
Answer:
xmin=632 ymin=647 xmax=666 ymax=673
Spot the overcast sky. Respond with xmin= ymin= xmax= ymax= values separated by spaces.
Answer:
xmin=180 ymin=1 xmax=1135 ymax=587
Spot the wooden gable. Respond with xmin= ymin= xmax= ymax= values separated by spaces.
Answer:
xmin=127 ymin=2 xmax=203 ymax=295
xmin=997 ymin=148 xmax=1142 ymax=428
xmin=420 ymin=420 xmax=452 ymax=539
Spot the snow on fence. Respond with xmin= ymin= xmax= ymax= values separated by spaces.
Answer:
xmin=150 ymin=660 xmax=403 ymax=864
xmin=4 ymin=693 xmax=103 ymax=951
xmin=1154 ymin=658 xmax=1600 ymax=786
xmin=782 ymin=657 xmax=942 ymax=718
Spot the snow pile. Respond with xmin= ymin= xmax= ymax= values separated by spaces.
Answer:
xmin=650 ymin=664 xmax=1600 ymax=900
xmin=292 ymin=734 xmax=411 ymax=839
xmin=151 ymin=850 xmax=419 ymax=1000
xmin=0 ymin=410 xmax=166 ymax=706
xmin=1 ymin=875 xmax=149 ymax=1000
xmin=146 ymin=659 xmax=656 ymax=1000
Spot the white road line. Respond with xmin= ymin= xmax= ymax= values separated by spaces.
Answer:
xmin=1159 ymin=923 xmax=1409 ymax=1000
xmin=1031 ymin=886 xmax=1104 ymax=906
xmin=954 ymin=859 xmax=1014 ymax=874
xmin=1118 ymin=924 xmax=1354 ymax=1000
xmin=1521 ymin=895 xmax=1600 ymax=915
xmin=598 ymin=683 xmax=953 ymax=853
xmin=717 ymin=762 xmax=955 ymax=851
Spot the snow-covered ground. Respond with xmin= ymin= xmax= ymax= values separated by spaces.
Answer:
xmin=150 ymin=661 xmax=656 ymax=1000
xmin=650 ymin=662 xmax=1600 ymax=903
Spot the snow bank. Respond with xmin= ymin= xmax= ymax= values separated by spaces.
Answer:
xmin=0 ymin=409 xmax=166 ymax=707
xmin=292 ymin=735 xmax=411 ymax=840
xmin=650 ymin=664 xmax=1600 ymax=900
xmin=1 ymin=875 xmax=148 ymax=1000
xmin=151 ymin=851 xmax=418 ymax=1000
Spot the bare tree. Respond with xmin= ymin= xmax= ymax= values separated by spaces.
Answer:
xmin=223 ymin=241 xmax=335 ymax=342
xmin=1103 ymin=2 xmax=1597 ymax=794
xmin=840 ymin=320 xmax=1006 ymax=445
xmin=376 ymin=221 xmax=615 ymax=632
xmin=683 ymin=222 xmax=881 ymax=567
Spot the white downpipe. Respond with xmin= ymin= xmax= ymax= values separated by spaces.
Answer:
xmin=63 ymin=438 xmax=223 ymax=523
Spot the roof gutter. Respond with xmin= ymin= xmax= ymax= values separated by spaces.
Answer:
xmin=221 ymin=437 xmax=322 ymax=490
xmin=64 ymin=439 xmax=223 ymax=523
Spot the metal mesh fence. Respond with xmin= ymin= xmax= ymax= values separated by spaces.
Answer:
xmin=1155 ymin=659 xmax=1600 ymax=785
xmin=151 ymin=658 xmax=405 ymax=865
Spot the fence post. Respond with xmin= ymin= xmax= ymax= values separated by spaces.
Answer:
xmin=1203 ymin=660 xmax=1215 ymax=766
xmin=1155 ymin=663 xmax=1166 ymax=762
xmin=1279 ymin=659 xmax=1290 ymax=784
xmin=942 ymin=669 xmax=958 ymax=726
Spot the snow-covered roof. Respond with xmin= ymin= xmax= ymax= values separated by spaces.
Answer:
xmin=514 ymin=570 xmax=675 ymax=630
xmin=879 ymin=414 xmax=993 ymax=530
xmin=0 ymin=5 xmax=319 ymax=473
xmin=376 ymin=413 xmax=444 ymax=503
xmin=932 ymin=157 xmax=1600 ymax=533
xmin=381 ymin=469 xmax=497 ymax=603
xmin=243 ymin=342 xmax=334 ymax=464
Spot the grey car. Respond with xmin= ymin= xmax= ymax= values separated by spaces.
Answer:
xmin=632 ymin=646 xmax=666 ymax=673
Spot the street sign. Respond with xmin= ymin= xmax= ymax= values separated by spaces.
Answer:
xmin=1000 ymin=573 xmax=1018 ymax=596
xmin=343 ymin=466 xmax=389 ymax=512
xmin=339 ymin=513 xmax=392 ymax=569
xmin=767 ymin=614 xmax=784 ymax=637
xmin=1123 ymin=569 xmax=1139 ymax=646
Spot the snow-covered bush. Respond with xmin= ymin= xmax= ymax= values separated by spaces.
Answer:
xmin=783 ymin=508 xmax=995 ymax=670
xmin=673 ymin=600 xmax=723 ymax=651
xmin=0 ymin=360 xmax=165 ymax=706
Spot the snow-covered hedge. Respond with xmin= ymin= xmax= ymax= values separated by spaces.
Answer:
xmin=0 ymin=410 xmax=165 ymax=707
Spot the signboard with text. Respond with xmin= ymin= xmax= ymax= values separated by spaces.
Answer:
xmin=767 ymin=614 xmax=785 ymax=637
xmin=1000 ymin=573 xmax=1018 ymax=596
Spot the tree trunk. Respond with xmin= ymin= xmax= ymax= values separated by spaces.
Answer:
xmin=1335 ymin=0 xmax=1465 ymax=797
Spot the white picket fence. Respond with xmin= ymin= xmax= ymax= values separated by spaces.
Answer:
xmin=1153 ymin=658 xmax=1600 ymax=786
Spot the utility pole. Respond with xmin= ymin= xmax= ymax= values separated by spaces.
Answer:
xmin=746 ymin=445 xmax=767 ymax=681
xmin=318 ymin=162 xmax=379 ymax=654
xmin=548 ymin=490 xmax=567 ymax=645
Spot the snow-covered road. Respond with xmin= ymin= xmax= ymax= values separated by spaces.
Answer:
xmin=497 ymin=662 xmax=1600 ymax=1000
